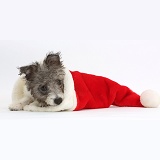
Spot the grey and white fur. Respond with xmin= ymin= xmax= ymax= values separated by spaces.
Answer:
xmin=9 ymin=52 xmax=69 ymax=111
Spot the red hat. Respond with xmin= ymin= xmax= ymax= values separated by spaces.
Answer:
xmin=70 ymin=71 xmax=160 ymax=111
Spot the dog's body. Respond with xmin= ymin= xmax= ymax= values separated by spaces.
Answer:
xmin=9 ymin=52 xmax=160 ymax=112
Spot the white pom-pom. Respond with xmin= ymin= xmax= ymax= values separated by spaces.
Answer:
xmin=140 ymin=90 xmax=160 ymax=108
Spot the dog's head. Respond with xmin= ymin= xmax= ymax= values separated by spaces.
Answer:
xmin=19 ymin=52 xmax=65 ymax=107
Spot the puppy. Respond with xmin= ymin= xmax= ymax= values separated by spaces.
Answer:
xmin=9 ymin=52 xmax=160 ymax=112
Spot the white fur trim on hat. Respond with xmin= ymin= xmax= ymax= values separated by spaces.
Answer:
xmin=140 ymin=90 xmax=160 ymax=108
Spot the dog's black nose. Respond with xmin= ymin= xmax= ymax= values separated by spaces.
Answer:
xmin=54 ymin=97 xmax=63 ymax=105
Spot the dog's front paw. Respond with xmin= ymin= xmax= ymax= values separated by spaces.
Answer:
xmin=23 ymin=101 xmax=40 ymax=112
xmin=9 ymin=103 xmax=23 ymax=111
xmin=23 ymin=105 xmax=35 ymax=112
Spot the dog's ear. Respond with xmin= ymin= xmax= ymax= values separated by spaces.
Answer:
xmin=44 ymin=52 xmax=62 ymax=67
xmin=18 ymin=62 xmax=39 ymax=80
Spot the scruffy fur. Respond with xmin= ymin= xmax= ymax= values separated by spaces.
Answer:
xmin=9 ymin=52 xmax=65 ymax=111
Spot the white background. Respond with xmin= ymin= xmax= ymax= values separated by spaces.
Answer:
xmin=1 ymin=0 xmax=160 ymax=160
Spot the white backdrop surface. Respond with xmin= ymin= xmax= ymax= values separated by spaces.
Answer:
xmin=1 ymin=0 xmax=160 ymax=159
xmin=1 ymin=40 xmax=160 ymax=160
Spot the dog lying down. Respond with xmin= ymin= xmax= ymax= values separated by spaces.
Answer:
xmin=9 ymin=52 xmax=160 ymax=112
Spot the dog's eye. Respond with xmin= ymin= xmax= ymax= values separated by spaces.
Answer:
xmin=39 ymin=85 xmax=48 ymax=94
xmin=56 ymin=79 xmax=62 ymax=85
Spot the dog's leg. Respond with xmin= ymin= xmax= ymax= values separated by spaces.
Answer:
xmin=23 ymin=101 xmax=67 ymax=112
xmin=23 ymin=101 xmax=43 ymax=112
xmin=9 ymin=98 xmax=33 ymax=111
xmin=9 ymin=76 xmax=33 ymax=111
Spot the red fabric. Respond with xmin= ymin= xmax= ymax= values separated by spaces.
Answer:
xmin=70 ymin=71 xmax=143 ymax=111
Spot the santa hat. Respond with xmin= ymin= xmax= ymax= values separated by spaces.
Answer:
xmin=68 ymin=71 xmax=160 ymax=111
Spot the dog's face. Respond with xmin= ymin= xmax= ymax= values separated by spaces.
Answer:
xmin=19 ymin=53 xmax=65 ymax=107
